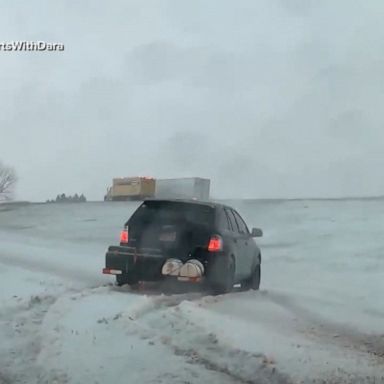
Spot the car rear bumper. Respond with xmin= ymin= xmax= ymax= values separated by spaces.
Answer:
xmin=103 ymin=245 xmax=230 ymax=284
xmin=104 ymin=245 xmax=166 ymax=281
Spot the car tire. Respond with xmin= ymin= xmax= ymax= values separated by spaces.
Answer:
xmin=116 ymin=274 xmax=139 ymax=287
xmin=211 ymin=257 xmax=235 ymax=295
xmin=242 ymin=263 xmax=261 ymax=291
xmin=250 ymin=264 xmax=261 ymax=290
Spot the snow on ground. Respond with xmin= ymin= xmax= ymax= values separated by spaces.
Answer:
xmin=0 ymin=200 xmax=383 ymax=384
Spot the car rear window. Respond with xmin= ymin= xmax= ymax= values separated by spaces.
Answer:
xmin=128 ymin=201 xmax=214 ymax=227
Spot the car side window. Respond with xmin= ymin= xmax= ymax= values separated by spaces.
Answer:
xmin=217 ymin=208 xmax=231 ymax=231
xmin=228 ymin=209 xmax=241 ymax=233
xmin=232 ymin=210 xmax=249 ymax=234
xmin=224 ymin=208 xmax=235 ymax=232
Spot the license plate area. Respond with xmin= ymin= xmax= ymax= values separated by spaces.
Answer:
xmin=159 ymin=232 xmax=176 ymax=242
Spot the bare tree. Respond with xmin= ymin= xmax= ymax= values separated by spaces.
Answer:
xmin=0 ymin=162 xmax=17 ymax=200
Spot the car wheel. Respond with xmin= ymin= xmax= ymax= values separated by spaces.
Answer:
xmin=211 ymin=257 xmax=235 ymax=295
xmin=242 ymin=263 xmax=261 ymax=291
xmin=250 ymin=264 xmax=261 ymax=290
xmin=116 ymin=274 xmax=139 ymax=287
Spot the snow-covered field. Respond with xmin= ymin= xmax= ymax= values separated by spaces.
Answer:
xmin=0 ymin=200 xmax=383 ymax=384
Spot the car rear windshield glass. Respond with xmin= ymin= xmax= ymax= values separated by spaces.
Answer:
xmin=128 ymin=201 xmax=214 ymax=227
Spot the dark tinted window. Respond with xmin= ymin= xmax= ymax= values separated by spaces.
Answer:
xmin=217 ymin=208 xmax=230 ymax=230
xmin=128 ymin=201 xmax=214 ymax=227
xmin=225 ymin=208 xmax=236 ymax=232
xmin=232 ymin=210 xmax=249 ymax=234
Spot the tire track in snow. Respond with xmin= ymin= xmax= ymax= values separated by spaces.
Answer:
xmin=34 ymin=287 xmax=243 ymax=384
xmin=79 ymin=286 xmax=292 ymax=384
xmin=108 ymin=287 xmax=384 ymax=383
xmin=265 ymin=290 xmax=384 ymax=361
xmin=171 ymin=345 xmax=289 ymax=384
xmin=138 ymin=291 xmax=384 ymax=384
xmin=0 ymin=294 xmax=58 ymax=384
xmin=117 ymin=294 xmax=293 ymax=384
xmin=0 ymin=252 xmax=105 ymax=287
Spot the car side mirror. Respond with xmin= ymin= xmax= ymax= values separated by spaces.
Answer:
xmin=251 ymin=227 xmax=263 ymax=237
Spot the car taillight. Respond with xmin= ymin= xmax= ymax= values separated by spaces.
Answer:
xmin=208 ymin=235 xmax=223 ymax=252
xmin=120 ymin=229 xmax=129 ymax=244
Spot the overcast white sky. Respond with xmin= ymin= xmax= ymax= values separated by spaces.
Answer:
xmin=1 ymin=0 xmax=384 ymax=201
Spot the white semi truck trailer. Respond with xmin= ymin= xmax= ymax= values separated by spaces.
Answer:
xmin=154 ymin=177 xmax=210 ymax=201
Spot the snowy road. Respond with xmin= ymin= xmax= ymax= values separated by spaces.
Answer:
xmin=0 ymin=200 xmax=383 ymax=384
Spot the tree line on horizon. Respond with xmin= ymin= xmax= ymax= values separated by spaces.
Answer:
xmin=46 ymin=193 xmax=87 ymax=203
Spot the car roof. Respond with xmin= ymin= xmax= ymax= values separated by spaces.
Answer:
xmin=143 ymin=198 xmax=232 ymax=210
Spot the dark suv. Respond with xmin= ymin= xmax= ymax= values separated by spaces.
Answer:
xmin=103 ymin=199 xmax=263 ymax=294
